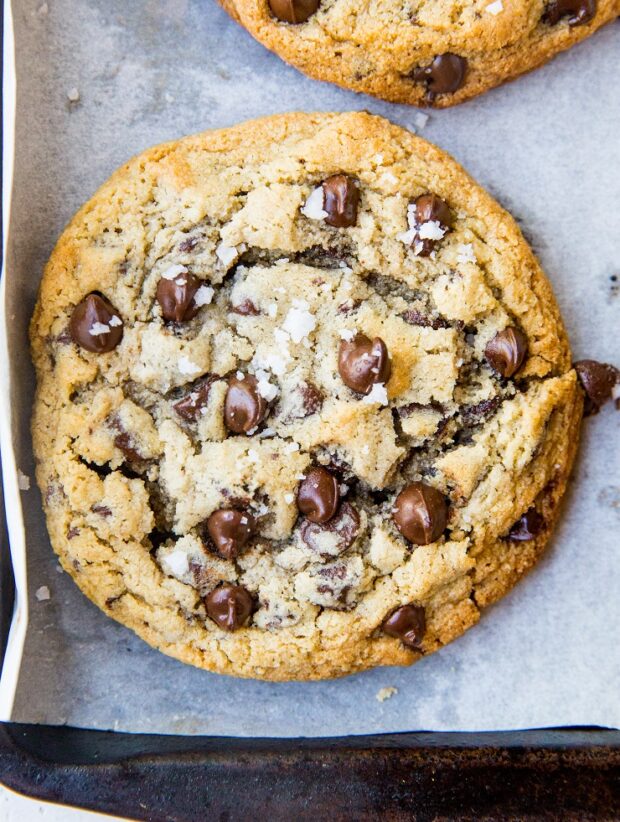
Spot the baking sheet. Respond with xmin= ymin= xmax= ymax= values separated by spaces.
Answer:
xmin=1 ymin=0 xmax=619 ymax=736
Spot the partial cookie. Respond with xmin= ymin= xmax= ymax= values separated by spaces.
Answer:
xmin=219 ymin=0 xmax=619 ymax=107
xmin=31 ymin=112 xmax=583 ymax=681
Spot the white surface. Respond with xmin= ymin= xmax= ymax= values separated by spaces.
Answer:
xmin=0 ymin=0 xmax=29 ymax=722
xmin=0 ymin=785 xmax=117 ymax=821
xmin=0 ymin=0 xmax=618 ymax=736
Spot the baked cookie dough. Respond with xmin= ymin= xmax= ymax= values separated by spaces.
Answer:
xmin=219 ymin=0 xmax=619 ymax=107
xmin=31 ymin=112 xmax=585 ymax=681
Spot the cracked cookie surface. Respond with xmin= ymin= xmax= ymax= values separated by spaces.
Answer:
xmin=31 ymin=112 xmax=583 ymax=680
xmin=219 ymin=0 xmax=619 ymax=107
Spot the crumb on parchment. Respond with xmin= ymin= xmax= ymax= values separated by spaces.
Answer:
xmin=35 ymin=586 xmax=51 ymax=602
xmin=376 ymin=686 xmax=398 ymax=703
xmin=17 ymin=470 xmax=30 ymax=491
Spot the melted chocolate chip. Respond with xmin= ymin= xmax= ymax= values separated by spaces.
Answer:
xmin=173 ymin=377 xmax=215 ymax=422
xmin=401 ymin=308 xmax=451 ymax=329
xmin=460 ymin=397 xmax=501 ymax=426
xmin=205 ymin=583 xmax=254 ymax=631
xmin=338 ymin=333 xmax=391 ymax=395
xmin=231 ymin=299 xmax=260 ymax=316
xmin=297 ymin=467 xmax=339 ymax=524
xmin=412 ymin=193 xmax=454 ymax=257
xmin=205 ymin=509 xmax=256 ymax=559
xmin=91 ymin=504 xmax=112 ymax=517
xmin=301 ymin=502 xmax=360 ymax=556
xmin=268 ymin=0 xmax=319 ymax=22
xmin=156 ymin=271 xmax=202 ymax=322
xmin=411 ymin=53 xmax=467 ymax=100
xmin=393 ymin=482 xmax=448 ymax=545
xmin=507 ymin=508 xmax=545 ymax=542
xmin=382 ymin=604 xmax=426 ymax=649
xmin=574 ymin=359 xmax=620 ymax=415
xmin=70 ymin=293 xmax=124 ymax=353
xmin=322 ymin=174 xmax=360 ymax=228
xmin=298 ymin=381 xmax=324 ymax=417
xmin=178 ymin=237 xmax=198 ymax=252
xmin=107 ymin=415 xmax=145 ymax=464
xmin=544 ymin=0 xmax=595 ymax=25
xmin=224 ymin=375 xmax=269 ymax=434
xmin=485 ymin=327 xmax=528 ymax=378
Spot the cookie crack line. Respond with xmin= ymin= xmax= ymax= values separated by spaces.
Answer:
xmin=30 ymin=112 xmax=618 ymax=681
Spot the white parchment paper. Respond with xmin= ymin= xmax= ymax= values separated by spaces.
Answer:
xmin=1 ymin=0 xmax=619 ymax=736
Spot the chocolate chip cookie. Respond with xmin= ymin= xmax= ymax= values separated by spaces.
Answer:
xmin=219 ymin=0 xmax=619 ymax=107
xmin=31 ymin=112 xmax=587 ymax=680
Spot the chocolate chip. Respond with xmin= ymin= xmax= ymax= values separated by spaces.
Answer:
xmin=67 ymin=527 xmax=80 ymax=539
xmin=460 ymin=397 xmax=501 ymax=426
xmin=178 ymin=237 xmax=198 ymax=252
xmin=300 ymin=502 xmax=360 ymax=557
xmin=544 ymin=0 xmax=595 ymax=25
xmin=205 ymin=509 xmax=256 ymax=559
xmin=393 ymin=482 xmax=448 ymax=545
xmin=91 ymin=504 xmax=112 ymax=517
xmin=205 ymin=583 xmax=254 ymax=631
xmin=70 ymin=293 xmax=124 ymax=353
xmin=411 ymin=193 xmax=454 ymax=257
xmin=231 ymin=299 xmax=260 ymax=316
xmin=381 ymin=604 xmax=426 ymax=649
xmin=574 ymin=359 xmax=620 ymax=415
xmin=173 ymin=377 xmax=215 ymax=422
xmin=401 ymin=308 xmax=450 ymax=329
xmin=297 ymin=467 xmax=339 ymax=524
xmin=507 ymin=508 xmax=544 ymax=542
xmin=411 ymin=53 xmax=467 ymax=100
xmin=485 ymin=327 xmax=528 ymax=378
xmin=224 ymin=375 xmax=269 ymax=434
xmin=156 ymin=271 xmax=201 ymax=322
xmin=268 ymin=0 xmax=319 ymax=23
xmin=338 ymin=333 xmax=391 ymax=395
xmin=322 ymin=174 xmax=359 ymax=228
xmin=298 ymin=381 xmax=324 ymax=417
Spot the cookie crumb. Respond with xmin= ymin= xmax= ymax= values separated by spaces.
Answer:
xmin=414 ymin=113 xmax=429 ymax=130
xmin=376 ymin=686 xmax=398 ymax=702
xmin=35 ymin=586 xmax=51 ymax=602
xmin=36 ymin=2 xmax=49 ymax=16
xmin=67 ymin=87 xmax=80 ymax=103
xmin=17 ymin=470 xmax=30 ymax=491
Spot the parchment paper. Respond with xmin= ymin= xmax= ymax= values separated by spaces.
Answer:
xmin=1 ymin=0 xmax=619 ymax=736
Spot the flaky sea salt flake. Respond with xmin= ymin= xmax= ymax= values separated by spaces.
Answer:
xmin=418 ymin=220 xmax=446 ymax=241
xmin=165 ymin=550 xmax=189 ymax=578
xmin=486 ymin=0 xmax=503 ymax=13
xmin=89 ymin=322 xmax=110 ymax=336
xmin=301 ymin=186 xmax=328 ymax=221
xmin=362 ymin=383 xmax=389 ymax=406
xmin=283 ymin=305 xmax=316 ymax=344
xmin=457 ymin=243 xmax=477 ymax=265
xmin=193 ymin=285 xmax=214 ymax=306
xmin=216 ymin=242 xmax=238 ymax=268
xmin=162 ymin=263 xmax=188 ymax=280
xmin=178 ymin=356 xmax=201 ymax=375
